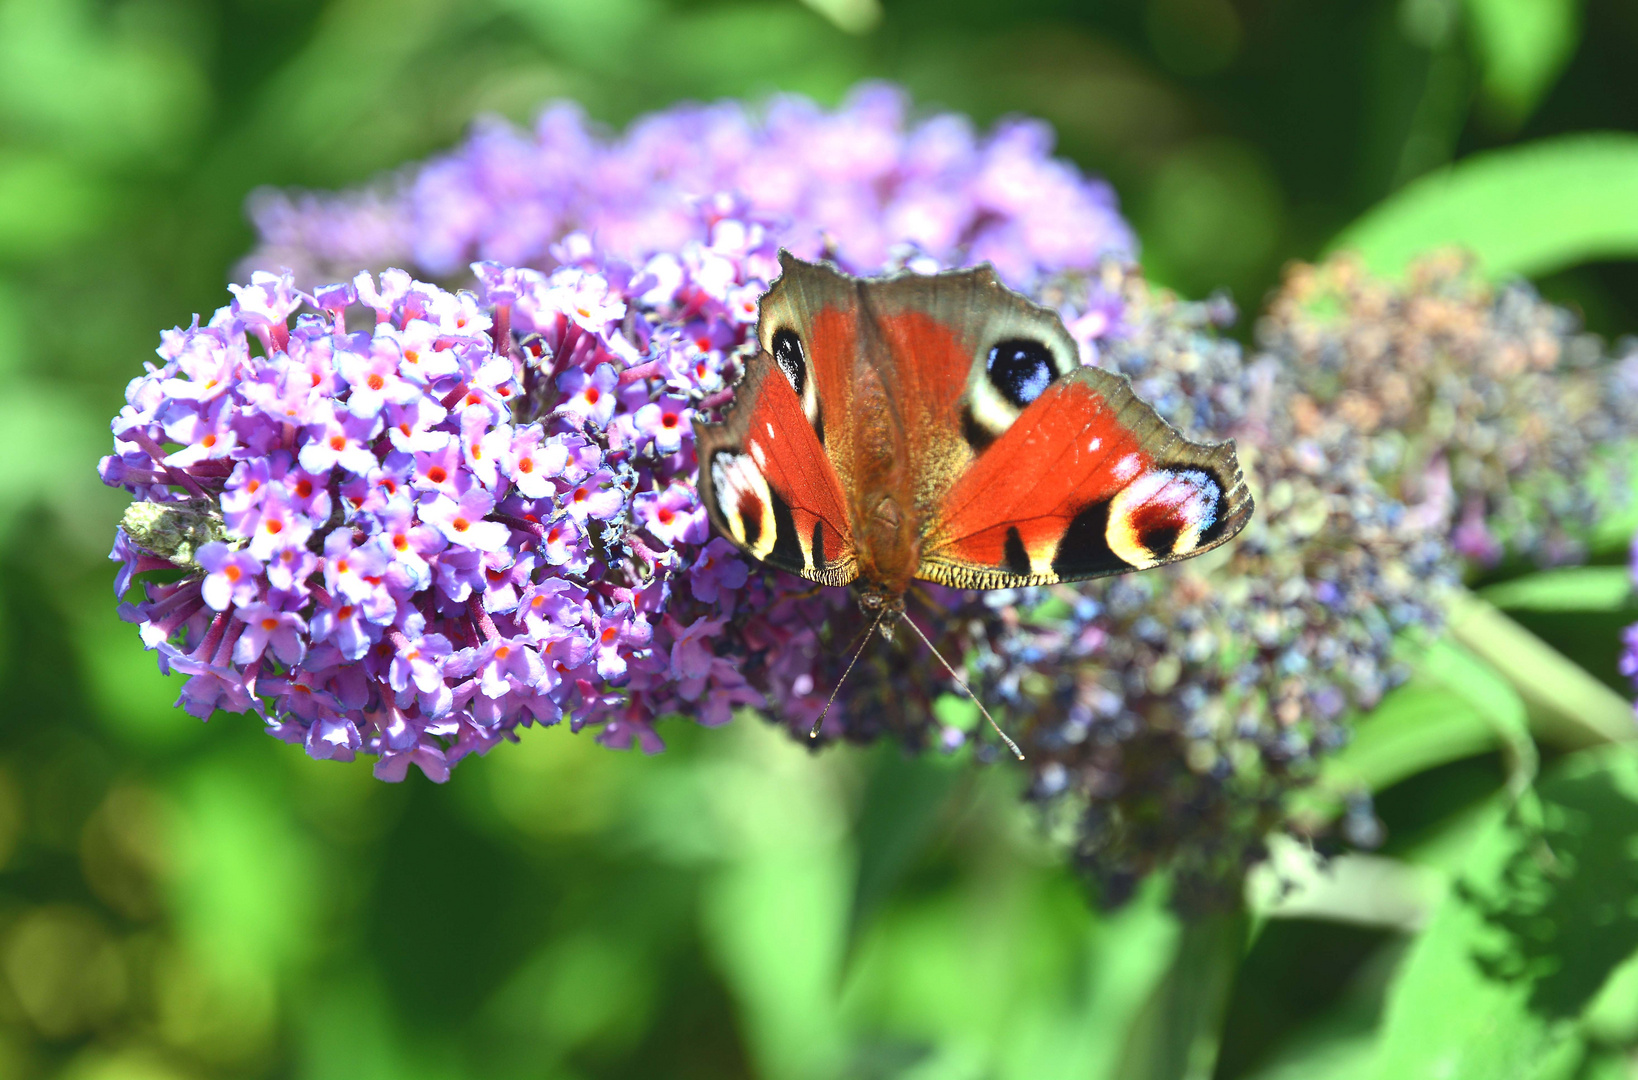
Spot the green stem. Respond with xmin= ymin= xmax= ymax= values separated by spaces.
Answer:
xmin=1479 ymin=565 xmax=1634 ymax=612
xmin=1115 ymin=906 xmax=1248 ymax=1080
xmin=1446 ymin=588 xmax=1636 ymax=749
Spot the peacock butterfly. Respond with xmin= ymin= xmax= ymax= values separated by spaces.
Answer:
xmin=693 ymin=252 xmax=1253 ymax=742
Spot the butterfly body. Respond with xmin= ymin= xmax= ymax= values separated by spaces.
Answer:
xmin=694 ymin=253 xmax=1252 ymax=607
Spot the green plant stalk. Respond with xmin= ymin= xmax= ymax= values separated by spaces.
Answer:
xmin=1114 ymin=906 xmax=1248 ymax=1080
xmin=1424 ymin=635 xmax=1537 ymax=796
xmin=1446 ymin=588 xmax=1636 ymax=748
xmin=1480 ymin=565 xmax=1634 ymax=613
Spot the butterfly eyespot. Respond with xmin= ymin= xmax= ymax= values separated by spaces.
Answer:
xmin=768 ymin=326 xmax=824 ymax=438
xmin=986 ymin=338 xmax=1057 ymax=408
xmin=1104 ymin=468 xmax=1224 ymax=569
xmin=772 ymin=329 xmax=805 ymax=397
xmin=963 ymin=335 xmax=1074 ymax=451
xmin=710 ymin=451 xmax=778 ymax=560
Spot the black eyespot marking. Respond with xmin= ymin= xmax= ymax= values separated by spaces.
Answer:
xmin=736 ymin=491 xmax=763 ymax=548
xmin=811 ymin=519 xmax=825 ymax=566
xmin=961 ymin=405 xmax=996 ymax=453
xmin=1002 ymin=527 xmax=1031 ymax=577
xmin=813 ymin=407 xmax=825 ymax=447
xmin=1141 ymin=523 xmax=1181 ymax=558
xmin=986 ymin=338 xmax=1057 ymax=409
xmin=772 ymin=329 xmax=805 ymax=398
xmin=1051 ymin=500 xmax=1129 ymax=578
xmin=769 ymin=489 xmax=801 ymax=568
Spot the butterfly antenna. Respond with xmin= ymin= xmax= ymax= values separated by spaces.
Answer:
xmin=898 ymin=613 xmax=1025 ymax=761
xmin=809 ymin=611 xmax=884 ymax=741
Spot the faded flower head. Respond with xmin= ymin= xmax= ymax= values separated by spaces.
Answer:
xmin=1259 ymin=252 xmax=1638 ymax=568
xmin=246 ymin=82 xmax=1135 ymax=292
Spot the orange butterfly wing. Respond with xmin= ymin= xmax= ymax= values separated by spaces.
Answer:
xmin=696 ymin=251 xmax=1252 ymax=594
xmin=920 ymin=366 xmax=1251 ymax=588
xmin=693 ymin=261 xmax=862 ymax=586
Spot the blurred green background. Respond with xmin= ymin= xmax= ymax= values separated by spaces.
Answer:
xmin=6 ymin=0 xmax=1638 ymax=1078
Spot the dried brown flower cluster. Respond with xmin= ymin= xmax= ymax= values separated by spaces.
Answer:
xmin=1015 ymin=270 xmax=1455 ymax=909
xmin=1259 ymin=252 xmax=1638 ymax=566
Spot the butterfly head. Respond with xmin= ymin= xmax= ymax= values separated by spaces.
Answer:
xmin=856 ymin=585 xmax=905 ymax=640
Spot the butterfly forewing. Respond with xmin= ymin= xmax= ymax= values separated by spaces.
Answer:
xmin=919 ymin=365 xmax=1251 ymax=588
xmin=693 ymin=342 xmax=859 ymax=585
xmin=754 ymin=253 xmax=866 ymax=478
xmin=854 ymin=265 xmax=1085 ymax=512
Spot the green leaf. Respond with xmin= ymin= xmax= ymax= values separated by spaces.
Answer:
xmin=0 ymin=380 xmax=110 ymax=540
xmin=846 ymin=741 xmax=965 ymax=953
xmin=1067 ymin=892 xmax=1187 ymax=1080
xmin=1581 ymin=948 xmax=1638 ymax=1046
xmin=73 ymin=603 xmax=201 ymax=749
xmin=170 ymin=754 xmax=322 ymax=980
xmin=1463 ymin=0 xmax=1582 ymax=126
xmin=797 ymin=0 xmax=883 ymax=34
xmin=1302 ymin=681 xmax=1496 ymax=815
xmin=1482 ymin=567 xmax=1635 ymax=615
xmin=1329 ymin=134 xmax=1638 ymax=280
xmin=1241 ymin=1029 xmax=1375 ymax=1080
xmin=0 ymin=0 xmax=210 ymax=168
xmin=0 ymin=152 xmax=114 ymax=259
xmin=696 ymin=721 xmax=852 ymax=1080
xmin=1367 ymin=747 xmax=1638 ymax=1080
xmin=1572 ymin=1049 xmax=1636 ymax=1080
xmin=1423 ymin=637 xmax=1537 ymax=795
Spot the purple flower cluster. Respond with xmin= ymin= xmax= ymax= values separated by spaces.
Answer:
xmin=113 ymin=186 xmax=1141 ymax=779
xmin=110 ymin=82 xmax=1151 ymax=783
xmin=246 ymin=83 xmax=1135 ymax=292
xmin=108 ymin=201 xmax=1138 ymax=780
xmin=102 ymin=229 xmax=719 ymax=778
